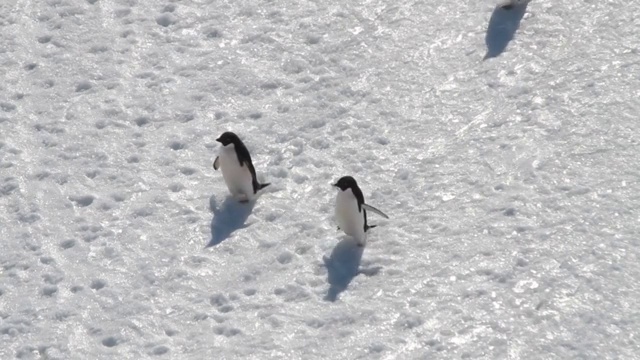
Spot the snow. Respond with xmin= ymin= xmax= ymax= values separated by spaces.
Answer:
xmin=1 ymin=0 xmax=639 ymax=358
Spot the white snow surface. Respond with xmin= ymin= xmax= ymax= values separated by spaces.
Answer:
xmin=1 ymin=0 xmax=640 ymax=358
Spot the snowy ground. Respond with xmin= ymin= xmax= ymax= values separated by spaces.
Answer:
xmin=1 ymin=0 xmax=639 ymax=358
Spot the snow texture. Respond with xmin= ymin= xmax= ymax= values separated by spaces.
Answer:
xmin=1 ymin=0 xmax=640 ymax=359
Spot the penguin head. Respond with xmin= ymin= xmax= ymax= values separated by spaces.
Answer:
xmin=216 ymin=132 xmax=241 ymax=147
xmin=333 ymin=176 xmax=358 ymax=192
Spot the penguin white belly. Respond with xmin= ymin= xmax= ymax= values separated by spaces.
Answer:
xmin=335 ymin=190 xmax=365 ymax=244
xmin=219 ymin=147 xmax=254 ymax=199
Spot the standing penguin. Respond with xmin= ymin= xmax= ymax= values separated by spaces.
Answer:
xmin=333 ymin=176 xmax=389 ymax=247
xmin=213 ymin=132 xmax=270 ymax=202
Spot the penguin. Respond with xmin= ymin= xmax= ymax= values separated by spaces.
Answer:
xmin=333 ymin=176 xmax=389 ymax=247
xmin=213 ymin=132 xmax=270 ymax=202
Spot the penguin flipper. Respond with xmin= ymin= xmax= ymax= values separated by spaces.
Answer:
xmin=213 ymin=156 xmax=220 ymax=170
xmin=362 ymin=204 xmax=389 ymax=219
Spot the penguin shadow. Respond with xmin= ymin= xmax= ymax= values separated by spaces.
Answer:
xmin=207 ymin=195 xmax=255 ymax=247
xmin=484 ymin=2 xmax=528 ymax=60
xmin=323 ymin=238 xmax=381 ymax=302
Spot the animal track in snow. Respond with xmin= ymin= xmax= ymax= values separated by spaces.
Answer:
xmin=218 ymin=305 xmax=234 ymax=313
xmin=111 ymin=192 xmax=127 ymax=202
xmin=75 ymin=81 xmax=92 ymax=92
xmin=0 ymin=102 xmax=16 ymax=112
xmin=277 ymin=251 xmax=293 ymax=265
xmin=42 ymin=285 xmax=58 ymax=296
xmin=295 ymin=245 xmax=311 ymax=255
xmin=40 ymin=256 xmax=54 ymax=265
xmin=133 ymin=206 xmax=155 ymax=217
xmin=168 ymin=183 xmax=184 ymax=192
xmin=243 ymin=288 xmax=257 ymax=296
xmin=210 ymin=293 xmax=234 ymax=313
xmin=126 ymin=155 xmax=140 ymax=163
xmin=151 ymin=345 xmax=170 ymax=355
xmin=305 ymin=34 xmax=322 ymax=45
xmin=179 ymin=167 xmax=196 ymax=176
xmin=192 ymin=312 xmax=208 ymax=322
xmin=78 ymin=223 xmax=112 ymax=242
xmin=169 ymin=141 xmax=186 ymax=151
xmin=0 ymin=177 xmax=19 ymax=196
xmin=156 ymin=14 xmax=176 ymax=27
xmin=94 ymin=120 xmax=108 ymax=129
xmin=60 ymin=239 xmax=76 ymax=249
xmin=395 ymin=312 xmax=424 ymax=329
xmin=37 ymin=35 xmax=52 ymax=44
xmin=134 ymin=116 xmax=150 ymax=126
xmin=213 ymin=326 xmax=241 ymax=337
xmin=69 ymin=195 xmax=95 ymax=207
xmin=102 ymin=336 xmax=119 ymax=347
xmin=90 ymin=279 xmax=107 ymax=290
xmin=205 ymin=28 xmax=222 ymax=38
xmin=175 ymin=112 xmax=195 ymax=123
xmin=305 ymin=318 xmax=324 ymax=329
xmin=34 ymin=122 xmax=65 ymax=134
xmin=273 ymin=284 xmax=310 ymax=302
xmin=85 ymin=169 xmax=100 ymax=179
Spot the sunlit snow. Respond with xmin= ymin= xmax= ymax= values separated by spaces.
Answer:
xmin=1 ymin=0 xmax=639 ymax=358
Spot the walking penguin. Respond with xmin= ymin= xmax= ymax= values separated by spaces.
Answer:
xmin=213 ymin=131 xmax=270 ymax=202
xmin=333 ymin=176 xmax=389 ymax=247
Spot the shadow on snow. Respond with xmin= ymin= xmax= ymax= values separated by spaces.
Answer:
xmin=484 ymin=3 xmax=528 ymax=60
xmin=207 ymin=195 xmax=254 ymax=247
xmin=323 ymin=238 xmax=382 ymax=302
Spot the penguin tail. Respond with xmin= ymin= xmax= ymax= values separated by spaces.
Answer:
xmin=259 ymin=183 xmax=270 ymax=190
xmin=365 ymin=224 xmax=377 ymax=232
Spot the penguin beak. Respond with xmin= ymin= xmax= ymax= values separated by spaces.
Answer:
xmin=332 ymin=183 xmax=338 ymax=188
xmin=216 ymin=138 xmax=222 ymax=143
